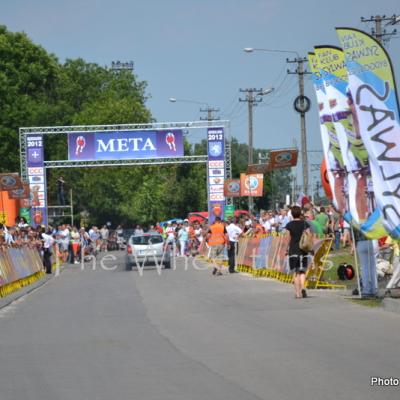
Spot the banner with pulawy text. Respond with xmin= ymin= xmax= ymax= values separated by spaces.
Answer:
xmin=337 ymin=28 xmax=400 ymax=238
xmin=308 ymin=53 xmax=346 ymax=213
xmin=315 ymin=46 xmax=368 ymax=224
xmin=314 ymin=46 xmax=386 ymax=239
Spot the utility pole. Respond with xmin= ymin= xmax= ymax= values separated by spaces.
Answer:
xmin=287 ymin=58 xmax=311 ymax=195
xmin=200 ymin=107 xmax=220 ymax=121
xmin=361 ymin=15 xmax=399 ymax=45
xmin=239 ymin=88 xmax=263 ymax=212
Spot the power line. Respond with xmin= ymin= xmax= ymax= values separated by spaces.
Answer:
xmin=221 ymin=92 xmax=242 ymax=115
xmin=361 ymin=14 xmax=399 ymax=45
xmin=199 ymin=107 xmax=220 ymax=121
xmin=223 ymin=101 xmax=244 ymax=119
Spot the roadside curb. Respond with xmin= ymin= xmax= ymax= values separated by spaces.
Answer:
xmin=382 ymin=297 xmax=400 ymax=315
xmin=0 ymin=273 xmax=52 ymax=310
xmin=0 ymin=264 xmax=66 ymax=310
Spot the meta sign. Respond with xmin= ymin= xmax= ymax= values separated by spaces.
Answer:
xmin=207 ymin=127 xmax=225 ymax=223
xmin=68 ymin=130 xmax=184 ymax=161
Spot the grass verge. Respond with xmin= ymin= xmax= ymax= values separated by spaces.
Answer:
xmin=350 ymin=298 xmax=383 ymax=308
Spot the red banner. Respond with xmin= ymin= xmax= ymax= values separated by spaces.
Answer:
xmin=8 ymin=183 xmax=30 ymax=199
xmin=0 ymin=173 xmax=23 ymax=191
xmin=268 ymin=149 xmax=298 ymax=169
xmin=246 ymin=163 xmax=270 ymax=174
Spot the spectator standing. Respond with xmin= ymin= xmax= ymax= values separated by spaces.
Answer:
xmin=226 ymin=218 xmax=242 ymax=273
xmin=277 ymin=208 xmax=291 ymax=232
xmin=42 ymin=228 xmax=55 ymax=274
xmin=134 ymin=225 xmax=144 ymax=236
xmin=328 ymin=206 xmax=341 ymax=250
xmin=70 ymin=226 xmax=80 ymax=264
xmin=314 ymin=207 xmax=329 ymax=234
xmin=57 ymin=224 xmax=70 ymax=263
xmin=177 ymin=221 xmax=189 ymax=256
xmin=353 ymin=230 xmax=378 ymax=297
xmin=100 ymin=225 xmax=109 ymax=251
xmin=385 ymin=237 xmax=400 ymax=292
xmin=341 ymin=218 xmax=352 ymax=249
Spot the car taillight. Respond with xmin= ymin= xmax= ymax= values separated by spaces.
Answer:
xmin=127 ymin=245 xmax=132 ymax=254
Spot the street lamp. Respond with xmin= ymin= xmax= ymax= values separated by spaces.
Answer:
xmin=169 ymin=97 xmax=220 ymax=121
xmin=258 ymin=87 xmax=274 ymax=96
xmin=169 ymin=97 xmax=208 ymax=106
xmin=243 ymin=47 xmax=300 ymax=58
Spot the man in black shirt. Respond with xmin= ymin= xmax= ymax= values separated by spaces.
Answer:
xmin=285 ymin=206 xmax=311 ymax=298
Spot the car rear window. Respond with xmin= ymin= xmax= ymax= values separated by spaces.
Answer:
xmin=131 ymin=235 xmax=163 ymax=245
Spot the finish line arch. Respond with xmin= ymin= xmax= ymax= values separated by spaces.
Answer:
xmin=19 ymin=120 xmax=232 ymax=226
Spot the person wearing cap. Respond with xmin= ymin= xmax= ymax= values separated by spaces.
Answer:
xmin=207 ymin=217 xmax=228 ymax=275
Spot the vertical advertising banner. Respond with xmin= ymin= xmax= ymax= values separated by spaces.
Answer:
xmin=308 ymin=53 xmax=346 ymax=213
xmin=314 ymin=45 xmax=386 ymax=239
xmin=337 ymin=28 xmax=400 ymax=237
xmin=315 ymin=46 xmax=369 ymax=224
xmin=207 ymin=127 xmax=225 ymax=224
xmin=26 ymin=134 xmax=47 ymax=227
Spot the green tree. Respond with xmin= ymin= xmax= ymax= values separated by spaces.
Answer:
xmin=0 ymin=26 xmax=60 ymax=171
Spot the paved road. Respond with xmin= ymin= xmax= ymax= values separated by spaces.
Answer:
xmin=0 ymin=252 xmax=399 ymax=400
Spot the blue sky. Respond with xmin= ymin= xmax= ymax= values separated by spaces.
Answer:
xmin=1 ymin=0 xmax=399 ymax=186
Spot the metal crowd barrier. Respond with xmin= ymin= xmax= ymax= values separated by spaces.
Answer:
xmin=0 ymin=246 xmax=45 ymax=297
xmin=199 ymin=233 xmax=345 ymax=289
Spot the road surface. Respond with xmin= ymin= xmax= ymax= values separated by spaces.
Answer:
xmin=0 ymin=252 xmax=399 ymax=400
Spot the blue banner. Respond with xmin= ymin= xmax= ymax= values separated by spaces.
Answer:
xmin=207 ymin=127 xmax=225 ymax=224
xmin=68 ymin=130 xmax=184 ymax=161
xmin=26 ymin=134 xmax=47 ymax=227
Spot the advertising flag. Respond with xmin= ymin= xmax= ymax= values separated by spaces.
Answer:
xmin=0 ymin=173 xmax=23 ymax=191
xmin=247 ymin=163 xmax=270 ymax=174
xmin=314 ymin=46 xmax=386 ymax=238
xmin=314 ymin=46 xmax=370 ymax=224
xmin=337 ymin=28 xmax=400 ymax=238
xmin=268 ymin=149 xmax=298 ymax=169
xmin=8 ymin=183 xmax=30 ymax=199
xmin=308 ymin=53 xmax=346 ymax=213
xmin=240 ymin=174 xmax=263 ymax=197
xmin=224 ymin=179 xmax=241 ymax=197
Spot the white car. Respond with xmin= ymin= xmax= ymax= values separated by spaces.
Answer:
xmin=125 ymin=233 xmax=171 ymax=270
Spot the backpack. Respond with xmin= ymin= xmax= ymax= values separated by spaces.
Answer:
xmin=299 ymin=222 xmax=313 ymax=252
